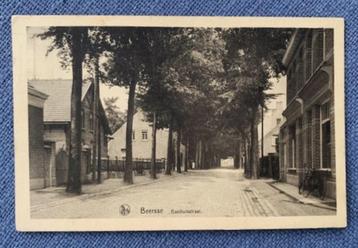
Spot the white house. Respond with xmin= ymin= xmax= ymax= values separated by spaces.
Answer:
xmin=109 ymin=111 xmax=168 ymax=160
xmin=258 ymin=76 xmax=287 ymax=157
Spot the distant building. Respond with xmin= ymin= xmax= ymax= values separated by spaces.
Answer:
xmin=29 ymin=79 xmax=111 ymax=186
xmin=221 ymin=157 xmax=234 ymax=168
xmin=109 ymin=111 xmax=168 ymax=160
xmin=259 ymin=99 xmax=286 ymax=157
xmin=279 ymin=29 xmax=335 ymax=199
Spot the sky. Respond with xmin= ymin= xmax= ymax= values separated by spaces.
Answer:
xmin=27 ymin=27 xmax=129 ymax=112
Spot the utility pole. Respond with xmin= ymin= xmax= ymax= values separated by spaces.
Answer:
xmin=94 ymin=55 xmax=102 ymax=184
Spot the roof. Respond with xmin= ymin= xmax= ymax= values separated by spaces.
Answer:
xmin=29 ymin=79 xmax=92 ymax=122
xmin=28 ymin=83 xmax=48 ymax=101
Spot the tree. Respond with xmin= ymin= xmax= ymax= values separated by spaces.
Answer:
xmin=102 ymin=28 xmax=161 ymax=184
xmin=103 ymin=97 xmax=126 ymax=133
xmin=150 ymin=112 xmax=157 ymax=179
xmin=135 ymin=27 xmax=189 ymax=176
xmin=39 ymin=27 xmax=89 ymax=193
xmin=221 ymin=28 xmax=292 ymax=178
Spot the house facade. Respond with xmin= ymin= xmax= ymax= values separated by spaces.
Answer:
xmin=28 ymin=84 xmax=49 ymax=189
xmin=29 ymin=79 xmax=111 ymax=186
xmin=109 ymin=111 xmax=168 ymax=161
xmin=279 ymin=29 xmax=335 ymax=199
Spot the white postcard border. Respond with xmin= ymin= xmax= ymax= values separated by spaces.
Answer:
xmin=12 ymin=15 xmax=346 ymax=231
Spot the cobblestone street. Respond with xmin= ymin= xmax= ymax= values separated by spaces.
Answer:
xmin=30 ymin=168 xmax=335 ymax=218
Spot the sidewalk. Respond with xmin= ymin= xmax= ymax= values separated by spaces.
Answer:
xmin=31 ymin=172 xmax=181 ymax=213
xmin=267 ymin=181 xmax=336 ymax=211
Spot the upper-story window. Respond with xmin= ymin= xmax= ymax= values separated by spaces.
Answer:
xmin=287 ymin=63 xmax=297 ymax=103
xmin=89 ymin=113 xmax=93 ymax=130
xmin=304 ymin=31 xmax=313 ymax=82
xmin=81 ymin=109 xmax=85 ymax=129
xmin=142 ymin=130 xmax=148 ymax=140
xmin=324 ymin=29 xmax=334 ymax=57
xmin=312 ymin=29 xmax=324 ymax=72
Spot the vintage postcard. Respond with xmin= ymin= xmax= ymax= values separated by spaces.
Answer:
xmin=13 ymin=16 xmax=346 ymax=231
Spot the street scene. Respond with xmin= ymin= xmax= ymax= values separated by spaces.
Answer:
xmin=27 ymin=26 xmax=337 ymax=219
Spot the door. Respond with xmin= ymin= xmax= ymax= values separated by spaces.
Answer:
xmin=55 ymin=147 xmax=68 ymax=186
xmin=43 ymin=141 xmax=56 ymax=187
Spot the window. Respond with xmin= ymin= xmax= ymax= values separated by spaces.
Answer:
xmin=132 ymin=130 xmax=135 ymax=140
xmin=271 ymin=136 xmax=276 ymax=146
xmin=306 ymin=110 xmax=312 ymax=167
xmin=312 ymin=29 xmax=324 ymax=72
xmin=89 ymin=113 xmax=93 ymax=130
xmin=276 ymin=118 xmax=281 ymax=125
xmin=287 ymin=67 xmax=296 ymax=103
xmin=289 ymin=125 xmax=296 ymax=169
xmin=296 ymin=47 xmax=304 ymax=90
xmin=324 ymin=29 xmax=334 ymax=57
xmin=321 ymin=102 xmax=331 ymax=169
xmin=81 ymin=109 xmax=85 ymax=129
xmin=142 ymin=130 xmax=148 ymax=140
xmin=304 ymin=31 xmax=313 ymax=81
xmin=291 ymin=138 xmax=296 ymax=168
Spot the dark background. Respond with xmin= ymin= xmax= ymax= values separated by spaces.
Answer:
xmin=0 ymin=0 xmax=357 ymax=247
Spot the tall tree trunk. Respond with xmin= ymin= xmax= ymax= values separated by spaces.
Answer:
xmin=92 ymin=55 xmax=99 ymax=182
xmin=66 ymin=29 xmax=84 ymax=194
xmin=242 ymin=135 xmax=248 ymax=176
xmin=151 ymin=112 xmax=157 ymax=179
xmin=198 ymin=139 xmax=203 ymax=169
xmin=165 ymin=117 xmax=174 ymax=175
xmin=195 ymin=139 xmax=201 ymax=169
xmin=176 ymin=129 xmax=182 ymax=173
xmin=124 ymin=81 xmax=136 ymax=184
xmin=202 ymin=141 xmax=207 ymax=169
xmin=249 ymin=107 xmax=259 ymax=179
xmin=234 ymin=139 xmax=241 ymax=169
xmin=184 ymin=136 xmax=189 ymax=172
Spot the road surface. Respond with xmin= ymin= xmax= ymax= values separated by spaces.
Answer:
xmin=31 ymin=168 xmax=335 ymax=218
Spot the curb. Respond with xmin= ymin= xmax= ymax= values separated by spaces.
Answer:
xmin=267 ymin=182 xmax=337 ymax=211
xmin=31 ymin=173 xmax=180 ymax=213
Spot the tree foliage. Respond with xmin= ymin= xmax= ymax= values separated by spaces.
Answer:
xmin=103 ymin=97 xmax=126 ymax=133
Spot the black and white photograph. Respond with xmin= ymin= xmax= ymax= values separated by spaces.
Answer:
xmin=13 ymin=16 xmax=346 ymax=231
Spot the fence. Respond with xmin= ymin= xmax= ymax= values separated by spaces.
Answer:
xmin=100 ymin=157 xmax=166 ymax=176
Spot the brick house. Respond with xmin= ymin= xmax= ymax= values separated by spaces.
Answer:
xmin=279 ymin=29 xmax=335 ymax=199
xmin=28 ymin=84 xmax=49 ymax=189
xmin=29 ymin=79 xmax=111 ymax=186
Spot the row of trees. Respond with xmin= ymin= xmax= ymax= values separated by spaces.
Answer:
xmin=40 ymin=26 xmax=291 ymax=193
